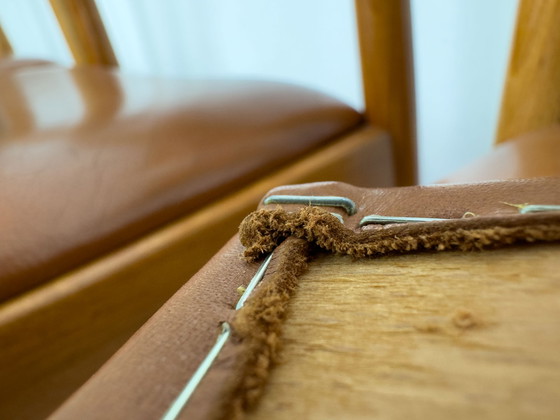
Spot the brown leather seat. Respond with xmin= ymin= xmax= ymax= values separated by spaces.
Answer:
xmin=0 ymin=60 xmax=362 ymax=301
xmin=441 ymin=125 xmax=560 ymax=183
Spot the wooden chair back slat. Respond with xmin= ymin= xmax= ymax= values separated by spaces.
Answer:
xmin=355 ymin=0 xmax=417 ymax=185
xmin=0 ymin=24 xmax=12 ymax=58
xmin=496 ymin=0 xmax=560 ymax=143
xmin=49 ymin=0 xmax=117 ymax=66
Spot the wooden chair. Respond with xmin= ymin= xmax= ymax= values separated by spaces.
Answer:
xmin=50 ymin=0 xmax=560 ymax=419
xmin=0 ymin=1 xmax=415 ymax=418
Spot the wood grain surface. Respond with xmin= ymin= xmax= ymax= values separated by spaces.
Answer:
xmin=249 ymin=243 xmax=560 ymax=420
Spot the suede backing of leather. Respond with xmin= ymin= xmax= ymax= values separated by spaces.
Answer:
xmin=226 ymin=237 xmax=311 ymax=419
xmin=51 ymin=177 xmax=560 ymax=420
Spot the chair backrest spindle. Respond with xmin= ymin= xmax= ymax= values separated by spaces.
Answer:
xmin=496 ymin=0 xmax=560 ymax=143
xmin=355 ymin=0 xmax=417 ymax=186
xmin=0 ymin=24 xmax=12 ymax=58
xmin=49 ymin=0 xmax=117 ymax=66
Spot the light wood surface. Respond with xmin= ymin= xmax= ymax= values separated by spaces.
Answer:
xmin=355 ymin=0 xmax=417 ymax=185
xmin=49 ymin=0 xmax=117 ymax=66
xmin=0 ymin=126 xmax=394 ymax=419
xmin=249 ymin=244 xmax=560 ymax=419
xmin=496 ymin=0 xmax=560 ymax=143
xmin=0 ymin=24 xmax=12 ymax=58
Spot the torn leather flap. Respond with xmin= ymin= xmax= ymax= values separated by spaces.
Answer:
xmin=51 ymin=178 xmax=560 ymax=420
xmin=243 ymin=178 xmax=560 ymax=261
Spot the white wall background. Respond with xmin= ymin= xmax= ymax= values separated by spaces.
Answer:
xmin=412 ymin=0 xmax=517 ymax=182
xmin=0 ymin=0 xmax=72 ymax=65
xmin=0 ymin=0 xmax=518 ymax=184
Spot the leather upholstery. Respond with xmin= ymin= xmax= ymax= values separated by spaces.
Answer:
xmin=52 ymin=178 xmax=560 ymax=420
xmin=0 ymin=60 xmax=362 ymax=301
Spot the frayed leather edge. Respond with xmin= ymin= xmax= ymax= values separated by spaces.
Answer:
xmin=239 ymin=207 xmax=560 ymax=261
xmin=222 ymin=206 xmax=560 ymax=419
xmin=222 ymin=238 xmax=312 ymax=420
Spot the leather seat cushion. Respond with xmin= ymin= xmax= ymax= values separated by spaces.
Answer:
xmin=0 ymin=61 xmax=362 ymax=301
xmin=441 ymin=125 xmax=560 ymax=183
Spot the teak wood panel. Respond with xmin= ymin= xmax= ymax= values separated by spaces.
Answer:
xmin=355 ymin=0 xmax=417 ymax=185
xmin=49 ymin=0 xmax=117 ymax=66
xmin=249 ymin=243 xmax=560 ymax=420
xmin=496 ymin=0 xmax=560 ymax=143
